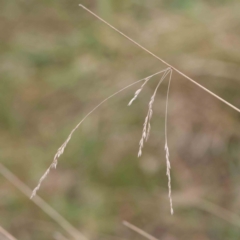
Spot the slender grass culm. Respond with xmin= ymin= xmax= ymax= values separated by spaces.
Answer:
xmin=123 ymin=221 xmax=159 ymax=240
xmin=31 ymin=4 xmax=240 ymax=215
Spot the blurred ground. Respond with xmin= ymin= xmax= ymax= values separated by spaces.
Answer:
xmin=0 ymin=0 xmax=240 ymax=239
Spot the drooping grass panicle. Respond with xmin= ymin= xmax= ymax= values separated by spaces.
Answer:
xmin=31 ymin=70 xmax=166 ymax=198
xmin=32 ymin=5 xmax=240 ymax=216
xmin=138 ymin=68 xmax=171 ymax=157
xmin=164 ymin=69 xmax=174 ymax=215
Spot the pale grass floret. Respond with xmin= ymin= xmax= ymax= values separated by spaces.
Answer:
xmin=165 ymin=143 xmax=173 ymax=215
xmin=31 ymin=70 xmax=166 ymax=198
xmin=128 ymin=77 xmax=150 ymax=106
xmin=31 ymin=139 xmax=69 ymax=198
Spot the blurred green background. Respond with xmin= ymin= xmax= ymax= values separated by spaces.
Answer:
xmin=1 ymin=0 xmax=240 ymax=239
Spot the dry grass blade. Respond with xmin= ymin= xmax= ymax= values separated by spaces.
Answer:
xmin=54 ymin=232 xmax=70 ymax=240
xmin=79 ymin=4 xmax=240 ymax=114
xmin=0 ymin=163 xmax=87 ymax=240
xmin=31 ymin=70 xmax=167 ymax=197
xmin=0 ymin=225 xmax=17 ymax=240
xmin=197 ymin=199 xmax=240 ymax=228
xmin=173 ymin=189 xmax=240 ymax=227
xmin=123 ymin=221 xmax=159 ymax=240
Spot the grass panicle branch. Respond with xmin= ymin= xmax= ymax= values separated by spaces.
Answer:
xmin=31 ymin=70 xmax=167 ymax=198
xmin=164 ymin=69 xmax=173 ymax=215
xmin=129 ymin=67 xmax=174 ymax=214
xmin=136 ymin=68 xmax=171 ymax=157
